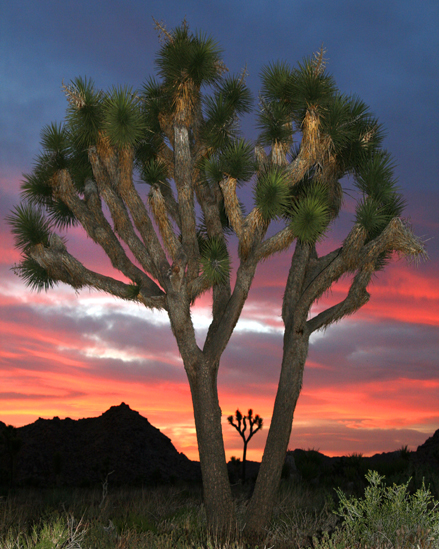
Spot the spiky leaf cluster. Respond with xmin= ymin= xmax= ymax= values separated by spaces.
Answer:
xmin=202 ymin=78 xmax=253 ymax=150
xmin=134 ymin=78 xmax=169 ymax=169
xmin=13 ymin=256 xmax=57 ymax=292
xmin=260 ymin=61 xmax=293 ymax=103
xmin=64 ymin=76 xmax=104 ymax=149
xmin=321 ymin=94 xmax=384 ymax=171
xmin=22 ymin=123 xmax=70 ymax=204
xmin=140 ymin=158 xmax=169 ymax=188
xmin=257 ymin=99 xmax=292 ymax=146
xmin=218 ymin=76 xmax=253 ymax=115
xmin=202 ymin=94 xmax=239 ymax=149
xmin=200 ymin=236 xmax=231 ymax=285
xmin=140 ymin=78 xmax=169 ymax=134
xmin=289 ymin=55 xmax=337 ymax=121
xmin=254 ymin=167 xmax=290 ymax=221
xmin=257 ymin=62 xmax=294 ymax=146
xmin=19 ymin=124 xmax=80 ymax=228
xmin=124 ymin=282 xmax=142 ymax=301
xmin=289 ymin=183 xmax=331 ymax=243
xmin=7 ymin=203 xmax=52 ymax=252
xmin=354 ymin=151 xmax=406 ymax=242
xmin=257 ymin=54 xmax=336 ymax=149
xmin=103 ymin=86 xmax=146 ymax=148
xmin=202 ymin=140 xmax=255 ymax=186
xmin=155 ymin=23 xmax=223 ymax=108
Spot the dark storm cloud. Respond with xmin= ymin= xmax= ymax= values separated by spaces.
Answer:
xmin=217 ymin=318 xmax=439 ymax=392
xmin=306 ymin=320 xmax=439 ymax=386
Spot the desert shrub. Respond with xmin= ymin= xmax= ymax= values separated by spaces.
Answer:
xmin=294 ymin=449 xmax=325 ymax=481
xmin=313 ymin=470 xmax=439 ymax=549
xmin=0 ymin=513 xmax=86 ymax=549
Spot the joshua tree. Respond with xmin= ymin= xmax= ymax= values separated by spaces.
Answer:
xmin=228 ymin=409 xmax=263 ymax=481
xmin=8 ymin=20 xmax=426 ymax=539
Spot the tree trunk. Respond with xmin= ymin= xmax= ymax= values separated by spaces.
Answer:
xmin=242 ymin=440 xmax=248 ymax=482
xmin=244 ymin=326 xmax=310 ymax=540
xmin=187 ymin=360 xmax=236 ymax=537
xmin=167 ymin=291 xmax=235 ymax=536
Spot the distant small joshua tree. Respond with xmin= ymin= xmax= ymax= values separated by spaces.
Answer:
xmin=228 ymin=409 xmax=263 ymax=482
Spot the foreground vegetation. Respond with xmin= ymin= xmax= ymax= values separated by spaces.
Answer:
xmin=1 ymin=464 xmax=438 ymax=549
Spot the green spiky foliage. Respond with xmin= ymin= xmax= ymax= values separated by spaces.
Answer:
xmin=21 ymin=124 xmax=69 ymax=206
xmin=140 ymin=158 xmax=169 ymax=187
xmin=104 ymin=86 xmax=146 ymax=148
xmin=202 ymin=93 xmax=240 ymax=149
xmin=7 ymin=202 xmax=58 ymax=291
xmin=7 ymin=203 xmax=52 ymax=252
xmin=254 ymin=167 xmax=290 ymax=221
xmin=20 ymin=124 xmax=80 ymax=228
xmin=200 ymin=236 xmax=231 ymax=285
xmin=124 ymin=282 xmax=142 ymax=301
xmin=260 ymin=61 xmax=293 ymax=103
xmin=220 ymin=139 xmax=255 ymax=183
xmin=201 ymin=80 xmax=253 ymax=150
xmin=289 ymin=183 xmax=331 ymax=243
xmin=67 ymin=145 xmax=93 ymax=194
xmin=257 ymin=99 xmax=292 ymax=146
xmin=321 ymin=94 xmax=385 ymax=172
xmin=13 ymin=256 xmax=57 ymax=292
xmin=155 ymin=22 xmax=223 ymax=113
xmin=201 ymin=139 xmax=255 ymax=186
xmin=217 ymin=75 xmax=253 ymax=115
xmin=40 ymin=122 xmax=70 ymax=168
xmin=354 ymin=151 xmax=406 ymax=244
xmin=64 ymin=76 xmax=104 ymax=149
xmin=257 ymin=62 xmax=294 ymax=146
xmin=135 ymin=78 xmax=169 ymax=167
xmin=289 ymin=54 xmax=337 ymax=120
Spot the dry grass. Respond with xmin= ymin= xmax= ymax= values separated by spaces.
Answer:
xmin=0 ymin=480 xmax=336 ymax=549
xmin=1 ymin=468 xmax=438 ymax=548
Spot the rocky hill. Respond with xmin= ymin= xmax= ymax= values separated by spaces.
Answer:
xmin=1 ymin=404 xmax=437 ymax=489
xmin=0 ymin=403 xmax=201 ymax=487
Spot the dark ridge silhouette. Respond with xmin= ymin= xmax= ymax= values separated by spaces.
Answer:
xmin=0 ymin=403 xmax=201 ymax=487
xmin=0 ymin=404 xmax=437 ymax=488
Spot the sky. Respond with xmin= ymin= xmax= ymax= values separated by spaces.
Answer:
xmin=0 ymin=0 xmax=438 ymax=462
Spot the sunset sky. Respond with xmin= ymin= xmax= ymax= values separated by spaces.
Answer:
xmin=1 ymin=1 xmax=438 ymax=462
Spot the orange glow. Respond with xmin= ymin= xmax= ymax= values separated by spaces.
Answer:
xmin=1 ymin=229 xmax=438 ymax=462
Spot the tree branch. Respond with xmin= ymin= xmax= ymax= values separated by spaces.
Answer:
xmin=307 ymin=264 xmax=373 ymax=333
xmin=29 ymin=235 xmax=166 ymax=309
xmin=255 ymin=225 xmax=296 ymax=262
xmin=239 ymin=208 xmax=268 ymax=259
xmin=148 ymin=186 xmax=181 ymax=260
xmin=194 ymin=177 xmax=232 ymax=325
xmin=89 ymin=145 xmax=171 ymax=285
xmin=51 ymin=170 xmax=161 ymax=295
xmin=174 ymin=123 xmax=200 ymax=280
xmin=204 ymin=259 xmax=258 ymax=365
xmin=298 ymin=217 xmax=427 ymax=321
xmin=219 ymin=177 xmax=243 ymax=239
xmin=285 ymin=108 xmax=321 ymax=185
xmin=87 ymin=151 xmax=162 ymax=278
xmin=282 ymin=242 xmax=312 ymax=327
